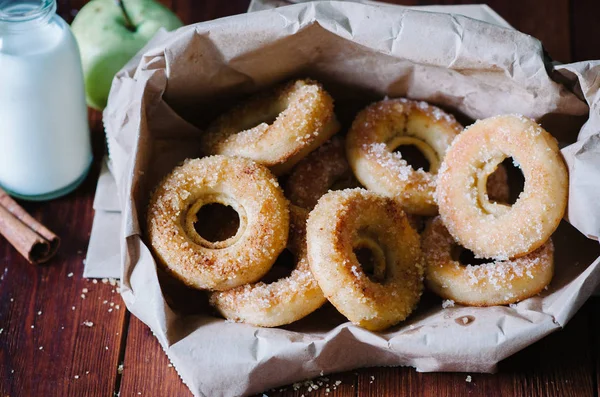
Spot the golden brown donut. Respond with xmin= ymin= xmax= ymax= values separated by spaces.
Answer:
xmin=209 ymin=206 xmax=326 ymax=327
xmin=286 ymin=137 xmax=359 ymax=209
xmin=147 ymin=155 xmax=289 ymax=291
xmin=346 ymin=98 xmax=463 ymax=215
xmin=436 ymin=115 xmax=568 ymax=259
xmin=306 ymin=188 xmax=424 ymax=331
xmin=423 ymin=217 xmax=554 ymax=306
xmin=201 ymin=79 xmax=340 ymax=176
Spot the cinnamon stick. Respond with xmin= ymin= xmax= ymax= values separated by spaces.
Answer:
xmin=0 ymin=187 xmax=60 ymax=264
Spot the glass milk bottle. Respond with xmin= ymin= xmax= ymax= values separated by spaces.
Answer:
xmin=0 ymin=0 xmax=92 ymax=200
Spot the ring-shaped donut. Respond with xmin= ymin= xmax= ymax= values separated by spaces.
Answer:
xmin=286 ymin=137 xmax=359 ymax=209
xmin=201 ymin=79 xmax=340 ymax=176
xmin=306 ymin=188 xmax=424 ymax=331
xmin=346 ymin=98 xmax=463 ymax=215
xmin=423 ymin=217 xmax=554 ymax=306
xmin=147 ymin=155 xmax=289 ymax=291
xmin=209 ymin=206 xmax=326 ymax=327
xmin=436 ymin=115 xmax=568 ymax=259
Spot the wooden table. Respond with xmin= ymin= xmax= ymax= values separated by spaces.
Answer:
xmin=1 ymin=1 xmax=599 ymax=396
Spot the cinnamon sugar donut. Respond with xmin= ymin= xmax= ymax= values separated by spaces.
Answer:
xmin=209 ymin=206 xmax=326 ymax=327
xmin=423 ymin=217 xmax=554 ymax=306
xmin=147 ymin=156 xmax=289 ymax=291
xmin=437 ymin=115 xmax=568 ymax=259
xmin=286 ymin=137 xmax=359 ymax=209
xmin=346 ymin=98 xmax=462 ymax=215
xmin=201 ymin=79 xmax=340 ymax=176
xmin=306 ymin=189 xmax=424 ymax=331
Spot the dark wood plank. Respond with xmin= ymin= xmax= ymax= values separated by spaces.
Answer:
xmin=355 ymin=302 xmax=596 ymax=397
xmin=570 ymin=0 xmax=600 ymax=62
xmin=0 ymin=133 xmax=127 ymax=396
xmin=261 ymin=372 xmax=358 ymax=397
xmin=173 ymin=0 xmax=250 ymax=25
xmin=118 ymin=316 xmax=191 ymax=397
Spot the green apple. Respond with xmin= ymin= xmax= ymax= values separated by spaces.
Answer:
xmin=71 ymin=0 xmax=182 ymax=110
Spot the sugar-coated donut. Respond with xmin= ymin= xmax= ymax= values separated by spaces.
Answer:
xmin=346 ymin=98 xmax=462 ymax=215
xmin=423 ymin=217 xmax=554 ymax=306
xmin=286 ymin=137 xmax=359 ymax=209
xmin=436 ymin=115 xmax=568 ymax=259
xmin=209 ymin=206 xmax=326 ymax=327
xmin=147 ymin=156 xmax=289 ymax=291
xmin=306 ymin=188 xmax=424 ymax=331
xmin=201 ymin=79 xmax=340 ymax=176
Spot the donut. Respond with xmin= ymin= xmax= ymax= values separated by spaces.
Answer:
xmin=422 ymin=217 xmax=554 ymax=306
xmin=201 ymin=79 xmax=340 ymax=176
xmin=286 ymin=137 xmax=359 ymax=209
xmin=209 ymin=206 xmax=326 ymax=327
xmin=147 ymin=155 xmax=289 ymax=291
xmin=436 ymin=114 xmax=568 ymax=259
xmin=306 ymin=189 xmax=424 ymax=331
xmin=346 ymin=98 xmax=463 ymax=215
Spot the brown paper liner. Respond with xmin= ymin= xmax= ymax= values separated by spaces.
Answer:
xmin=0 ymin=187 xmax=60 ymax=264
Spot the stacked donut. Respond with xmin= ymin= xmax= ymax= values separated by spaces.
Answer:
xmin=147 ymin=79 xmax=568 ymax=332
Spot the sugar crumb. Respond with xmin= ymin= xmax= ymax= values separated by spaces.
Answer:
xmin=442 ymin=299 xmax=455 ymax=309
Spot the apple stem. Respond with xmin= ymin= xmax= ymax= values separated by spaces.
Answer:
xmin=115 ymin=0 xmax=136 ymax=32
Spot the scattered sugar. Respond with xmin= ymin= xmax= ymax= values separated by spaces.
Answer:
xmin=442 ymin=299 xmax=455 ymax=309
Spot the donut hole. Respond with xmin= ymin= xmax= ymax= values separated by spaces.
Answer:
xmin=501 ymin=157 xmax=525 ymax=205
xmin=259 ymin=248 xmax=296 ymax=283
xmin=193 ymin=203 xmax=240 ymax=243
xmin=451 ymin=245 xmax=490 ymax=267
xmin=353 ymin=243 xmax=387 ymax=283
xmin=393 ymin=144 xmax=431 ymax=172
xmin=330 ymin=171 xmax=360 ymax=192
